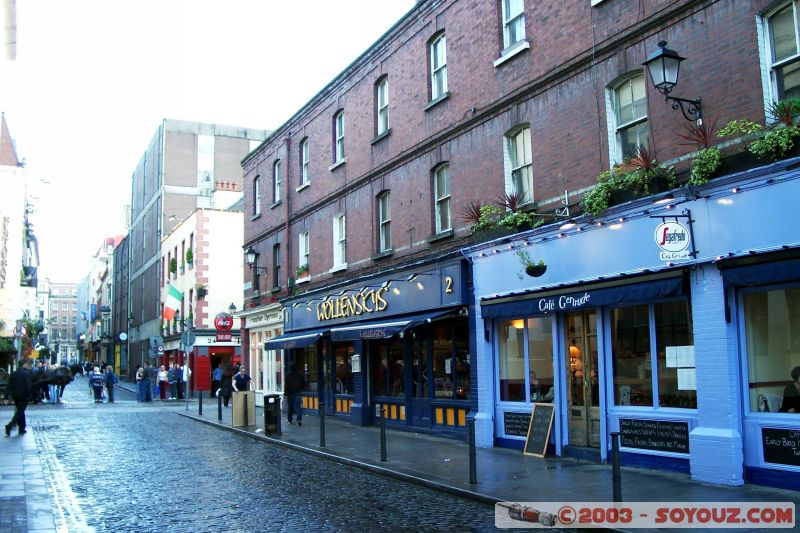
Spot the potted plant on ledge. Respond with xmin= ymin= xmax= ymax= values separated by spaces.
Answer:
xmin=516 ymin=250 xmax=547 ymax=277
xmin=196 ymin=284 xmax=208 ymax=299
xmin=295 ymin=264 xmax=309 ymax=280
xmin=169 ymin=258 xmax=177 ymax=279
xmin=185 ymin=248 xmax=193 ymax=269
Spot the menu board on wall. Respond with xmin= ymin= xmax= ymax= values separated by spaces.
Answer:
xmin=504 ymin=411 xmax=531 ymax=437
xmin=619 ymin=418 xmax=689 ymax=454
xmin=524 ymin=403 xmax=555 ymax=457
xmin=762 ymin=427 xmax=800 ymax=467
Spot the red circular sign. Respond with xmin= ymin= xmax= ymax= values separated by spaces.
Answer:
xmin=214 ymin=313 xmax=234 ymax=332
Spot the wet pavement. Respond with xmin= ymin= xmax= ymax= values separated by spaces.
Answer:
xmin=2 ymin=377 xmax=553 ymax=532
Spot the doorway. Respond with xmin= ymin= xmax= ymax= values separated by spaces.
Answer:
xmin=564 ymin=310 xmax=600 ymax=448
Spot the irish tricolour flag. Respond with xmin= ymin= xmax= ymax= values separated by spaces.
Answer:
xmin=163 ymin=284 xmax=183 ymax=321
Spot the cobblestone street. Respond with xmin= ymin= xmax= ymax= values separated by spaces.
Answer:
xmin=9 ymin=377 xmax=537 ymax=532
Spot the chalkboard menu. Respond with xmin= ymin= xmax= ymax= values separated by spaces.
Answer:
xmin=504 ymin=411 xmax=532 ymax=437
xmin=524 ymin=403 xmax=555 ymax=457
xmin=619 ymin=418 xmax=689 ymax=454
xmin=762 ymin=427 xmax=800 ymax=467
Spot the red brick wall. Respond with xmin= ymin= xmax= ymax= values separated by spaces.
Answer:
xmin=244 ymin=0 xmax=769 ymax=300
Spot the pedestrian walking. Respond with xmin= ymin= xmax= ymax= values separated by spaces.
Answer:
xmin=211 ymin=362 xmax=223 ymax=398
xmin=220 ymin=364 xmax=234 ymax=407
xmin=157 ymin=365 xmax=168 ymax=400
xmin=135 ymin=365 xmax=144 ymax=402
xmin=5 ymin=359 xmax=32 ymax=436
xmin=168 ymin=364 xmax=178 ymax=400
xmin=104 ymin=365 xmax=119 ymax=403
xmin=89 ymin=367 xmax=105 ymax=403
xmin=285 ymin=365 xmax=305 ymax=426
xmin=179 ymin=360 xmax=192 ymax=399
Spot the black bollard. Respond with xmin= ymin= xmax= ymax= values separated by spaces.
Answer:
xmin=198 ymin=390 xmax=203 ymax=416
xmin=468 ymin=418 xmax=477 ymax=484
xmin=380 ymin=404 xmax=387 ymax=462
xmin=611 ymin=431 xmax=622 ymax=502
xmin=218 ymin=391 xmax=222 ymax=422
xmin=319 ymin=400 xmax=326 ymax=448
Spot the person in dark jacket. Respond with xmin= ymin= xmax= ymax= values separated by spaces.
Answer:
xmin=5 ymin=360 xmax=33 ymax=436
xmin=89 ymin=367 xmax=105 ymax=403
xmin=285 ymin=365 xmax=305 ymax=426
xmin=104 ymin=366 xmax=119 ymax=403
xmin=220 ymin=364 xmax=234 ymax=407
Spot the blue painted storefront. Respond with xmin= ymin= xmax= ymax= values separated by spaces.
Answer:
xmin=467 ymin=159 xmax=800 ymax=488
xmin=265 ymin=259 xmax=477 ymax=438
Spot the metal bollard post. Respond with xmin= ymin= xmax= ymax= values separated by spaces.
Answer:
xmin=198 ymin=390 xmax=203 ymax=416
xmin=611 ymin=431 xmax=622 ymax=502
xmin=218 ymin=390 xmax=223 ymax=422
xmin=468 ymin=418 xmax=477 ymax=484
xmin=319 ymin=400 xmax=326 ymax=448
xmin=380 ymin=404 xmax=387 ymax=462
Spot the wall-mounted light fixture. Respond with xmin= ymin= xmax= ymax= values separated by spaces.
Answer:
xmin=244 ymin=246 xmax=268 ymax=274
xmin=643 ymin=41 xmax=703 ymax=125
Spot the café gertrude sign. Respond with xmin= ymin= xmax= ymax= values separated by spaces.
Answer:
xmin=654 ymin=221 xmax=691 ymax=261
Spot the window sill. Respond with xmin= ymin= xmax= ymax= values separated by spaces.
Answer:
xmin=270 ymin=286 xmax=282 ymax=294
xmin=296 ymin=182 xmax=310 ymax=193
xmin=250 ymin=213 xmax=261 ymax=221
xmin=328 ymin=159 xmax=347 ymax=172
xmin=494 ymin=40 xmax=530 ymax=68
xmin=370 ymin=129 xmax=392 ymax=145
xmin=424 ymin=92 xmax=450 ymax=111
xmin=270 ymin=200 xmax=282 ymax=210
xmin=427 ymin=229 xmax=453 ymax=243
xmin=329 ymin=263 xmax=348 ymax=274
xmin=295 ymin=275 xmax=310 ymax=285
xmin=372 ymin=249 xmax=393 ymax=261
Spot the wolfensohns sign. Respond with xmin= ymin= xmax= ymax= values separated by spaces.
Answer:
xmin=315 ymin=286 xmax=389 ymax=321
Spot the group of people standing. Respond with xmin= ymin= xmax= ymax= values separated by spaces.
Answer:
xmin=135 ymin=362 xmax=191 ymax=402
xmin=30 ymin=361 xmax=73 ymax=404
xmin=88 ymin=365 xmax=119 ymax=403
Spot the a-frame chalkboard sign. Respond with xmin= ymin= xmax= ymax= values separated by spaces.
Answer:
xmin=523 ymin=403 xmax=555 ymax=457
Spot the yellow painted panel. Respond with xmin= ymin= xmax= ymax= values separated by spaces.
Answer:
xmin=391 ymin=405 xmax=397 ymax=419
xmin=446 ymin=408 xmax=455 ymax=426
xmin=313 ymin=398 xmax=318 ymax=410
xmin=347 ymin=400 xmax=353 ymax=412
xmin=336 ymin=399 xmax=342 ymax=412
xmin=458 ymin=409 xmax=466 ymax=426
xmin=302 ymin=397 xmax=308 ymax=408
xmin=400 ymin=406 xmax=406 ymax=421
xmin=435 ymin=408 xmax=444 ymax=425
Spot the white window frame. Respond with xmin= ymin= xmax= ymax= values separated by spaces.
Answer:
xmin=253 ymin=176 xmax=261 ymax=216
xmin=298 ymin=231 xmax=309 ymax=270
xmin=332 ymin=213 xmax=347 ymax=270
xmin=335 ymin=111 xmax=345 ymax=163
xmin=502 ymin=0 xmax=526 ymax=50
xmin=378 ymin=192 xmax=391 ymax=252
xmin=273 ymin=160 xmax=282 ymax=203
xmin=300 ymin=138 xmax=310 ymax=187
xmin=761 ymin=2 xmax=800 ymax=106
xmin=434 ymin=164 xmax=451 ymax=234
xmin=431 ymin=34 xmax=448 ymax=100
xmin=504 ymin=126 xmax=533 ymax=204
xmin=607 ymin=73 xmax=649 ymax=165
xmin=377 ymin=78 xmax=389 ymax=135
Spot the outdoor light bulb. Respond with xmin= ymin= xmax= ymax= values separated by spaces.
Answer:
xmin=416 ymin=281 xmax=424 ymax=290
xmin=731 ymin=187 xmax=741 ymax=193
xmin=559 ymin=220 xmax=576 ymax=230
xmin=392 ymin=287 xmax=401 ymax=295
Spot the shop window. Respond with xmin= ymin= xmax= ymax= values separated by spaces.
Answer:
xmin=371 ymin=337 xmax=402 ymax=397
xmin=412 ymin=334 xmax=429 ymax=400
xmin=611 ymin=300 xmax=696 ymax=408
xmin=431 ymin=321 xmax=470 ymax=400
xmin=295 ymin=345 xmax=318 ymax=393
xmin=334 ymin=343 xmax=353 ymax=395
xmin=744 ymin=287 xmax=800 ymax=413
xmin=527 ymin=316 xmax=554 ymax=402
xmin=498 ymin=319 xmax=526 ymax=401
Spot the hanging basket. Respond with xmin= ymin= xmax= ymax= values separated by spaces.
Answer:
xmin=525 ymin=264 xmax=547 ymax=277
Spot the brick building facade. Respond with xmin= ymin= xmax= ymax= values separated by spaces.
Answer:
xmin=243 ymin=0 xmax=800 ymax=487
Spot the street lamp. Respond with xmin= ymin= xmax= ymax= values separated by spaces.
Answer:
xmin=228 ymin=303 xmax=237 ymax=315
xmin=642 ymin=41 xmax=703 ymax=125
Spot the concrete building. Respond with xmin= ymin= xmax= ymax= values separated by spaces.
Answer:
xmin=243 ymin=0 xmax=800 ymax=489
xmin=47 ymin=282 xmax=78 ymax=364
xmin=126 ymin=119 xmax=268 ymax=377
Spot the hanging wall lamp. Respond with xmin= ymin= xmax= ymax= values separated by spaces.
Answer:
xmin=643 ymin=41 xmax=703 ymax=125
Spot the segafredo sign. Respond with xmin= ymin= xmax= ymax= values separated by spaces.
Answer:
xmin=654 ymin=221 xmax=691 ymax=261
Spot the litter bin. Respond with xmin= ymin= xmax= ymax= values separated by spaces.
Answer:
xmin=263 ymin=394 xmax=282 ymax=435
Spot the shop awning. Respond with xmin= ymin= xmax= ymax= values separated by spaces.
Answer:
xmin=263 ymin=328 xmax=327 ymax=350
xmin=719 ymin=257 xmax=800 ymax=287
xmin=481 ymin=275 xmax=685 ymax=319
xmin=329 ymin=309 xmax=455 ymax=341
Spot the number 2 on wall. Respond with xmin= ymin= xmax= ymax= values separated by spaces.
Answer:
xmin=444 ymin=276 xmax=453 ymax=293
